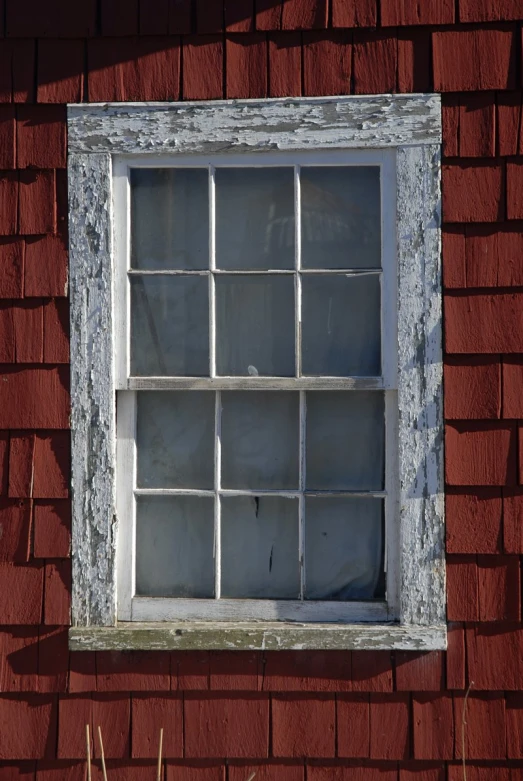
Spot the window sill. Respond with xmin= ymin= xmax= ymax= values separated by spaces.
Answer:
xmin=69 ymin=621 xmax=447 ymax=651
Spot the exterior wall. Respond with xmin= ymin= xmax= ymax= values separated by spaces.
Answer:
xmin=0 ymin=0 xmax=522 ymax=778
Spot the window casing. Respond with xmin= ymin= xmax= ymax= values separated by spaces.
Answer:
xmin=68 ymin=96 xmax=445 ymax=651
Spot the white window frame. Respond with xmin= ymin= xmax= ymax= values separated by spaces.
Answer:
xmin=67 ymin=95 xmax=445 ymax=652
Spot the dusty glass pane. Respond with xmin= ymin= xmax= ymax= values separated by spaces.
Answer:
xmin=136 ymin=391 xmax=215 ymax=489
xmin=305 ymin=497 xmax=383 ymax=599
xmin=306 ymin=391 xmax=384 ymax=490
xmin=135 ymin=495 xmax=214 ymax=597
xmin=301 ymin=167 xmax=381 ymax=269
xmin=215 ymin=275 xmax=295 ymax=376
xmin=221 ymin=392 xmax=299 ymax=489
xmin=131 ymin=168 xmax=209 ymax=270
xmin=130 ymin=276 xmax=209 ymax=376
xmin=301 ymin=273 xmax=381 ymax=376
xmin=221 ymin=496 xmax=299 ymax=598
xmin=215 ymin=168 xmax=295 ymax=270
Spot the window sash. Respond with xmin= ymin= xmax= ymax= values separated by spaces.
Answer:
xmin=114 ymin=149 xmax=399 ymax=624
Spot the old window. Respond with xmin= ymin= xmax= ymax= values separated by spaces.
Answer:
xmin=68 ymin=96 xmax=445 ymax=651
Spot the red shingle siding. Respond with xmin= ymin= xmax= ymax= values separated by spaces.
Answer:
xmin=0 ymin=3 xmax=520 ymax=779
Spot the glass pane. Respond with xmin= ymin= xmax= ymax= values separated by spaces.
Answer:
xmin=221 ymin=496 xmax=299 ymax=598
xmin=131 ymin=168 xmax=209 ymax=270
xmin=301 ymin=167 xmax=381 ymax=269
xmin=305 ymin=497 xmax=383 ymax=600
xmin=131 ymin=276 xmax=209 ymax=376
xmin=136 ymin=391 xmax=215 ymax=489
xmin=301 ymin=273 xmax=381 ymax=376
xmin=215 ymin=168 xmax=294 ymax=270
xmin=216 ymin=275 xmax=295 ymax=376
xmin=221 ymin=392 xmax=299 ymax=489
xmin=135 ymin=495 xmax=214 ymax=597
xmin=306 ymin=391 xmax=384 ymax=490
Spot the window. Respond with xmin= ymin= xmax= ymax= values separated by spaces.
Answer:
xmin=68 ymin=95 xmax=445 ymax=651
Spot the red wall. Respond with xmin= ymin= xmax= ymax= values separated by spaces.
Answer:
xmin=0 ymin=0 xmax=522 ymax=778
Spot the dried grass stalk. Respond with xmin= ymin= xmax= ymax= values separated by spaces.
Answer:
xmin=86 ymin=724 xmax=91 ymax=781
xmin=98 ymin=726 xmax=108 ymax=781
xmin=157 ymin=728 xmax=164 ymax=781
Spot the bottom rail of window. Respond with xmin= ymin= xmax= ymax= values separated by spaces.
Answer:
xmin=69 ymin=621 xmax=447 ymax=652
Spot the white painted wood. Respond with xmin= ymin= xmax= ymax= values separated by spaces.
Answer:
xmin=68 ymin=95 xmax=442 ymax=156
xmin=116 ymin=391 xmax=136 ymax=620
xmin=69 ymin=152 xmax=117 ymax=627
xmin=298 ymin=391 xmax=306 ymax=599
xmin=397 ymin=144 xmax=445 ymax=626
xmin=131 ymin=597 xmax=389 ymax=623
xmin=127 ymin=376 xmax=388 ymax=391
xmin=69 ymin=622 xmax=447 ymax=651
xmin=112 ymin=159 xmax=130 ymax=390
xmin=214 ymin=391 xmax=222 ymax=600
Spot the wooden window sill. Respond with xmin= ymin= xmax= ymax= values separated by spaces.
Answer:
xmin=69 ymin=621 xmax=447 ymax=651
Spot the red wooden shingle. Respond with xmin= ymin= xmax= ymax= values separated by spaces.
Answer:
xmin=443 ymin=163 xmax=504 ymax=223
xmin=0 ymin=367 xmax=69 ymax=430
xmin=88 ymin=38 xmax=181 ymax=102
xmin=0 ymin=106 xmax=16 ymax=169
xmin=446 ymin=490 xmax=502 ymax=555
xmin=12 ymin=301 xmax=44 ymax=363
xmin=395 ymin=652 xmax=444 ymax=692
xmin=97 ymin=651 xmax=171 ymax=692
xmin=442 ymin=97 xmax=460 ymax=159
xmin=24 ymin=236 xmax=68 ymax=298
xmin=381 ymin=0 xmax=453 ymax=25
xmin=19 ymin=170 xmax=56 ymax=235
xmin=58 ymin=695 xmax=131 ymax=759
xmin=497 ymin=92 xmax=522 ymax=156
xmin=174 ymin=651 xmax=210 ymax=690
xmin=101 ymin=0 xmax=139 ymax=35
xmin=37 ymin=626 xmax=69 ymax=694
xmin=32 ymin=433 xmax=70 ymax=500
xmin=504 ymin=361 xmax=523 ymax=418
xmin=459 ymin=94 xmax=496 ymax=158
xmin=446 ymin=556 xmax=479 ymax=621
xmin=400 ymin=764 xmax=445 ymax=781
xmin=0 ymin=41 xmax=36 ymax=103
xmin=397 ymin=30 xmax=432 ymax=93
xmin=182 ymin=37 xmax=223 ymax=100
xmin=0 ymin=563 xmax=43 ymax=624
xmin=466 ymin=625 xmax=523 ymax=690
xmin=68 ymin=652 xmax=96 ymax=693
xmin=0 ymin=696 xmax=57 ymax=759
xmin=210 ymin=652 xmax=262 ymax=690
xmin=477 ymin=555 xmax=520 ymax=621
xmin=337 ymin=694 xmax=369 ymax=757
xmin=332 ymin=0 xmax=376 ymax=27
xmin=8 ymin=433 xmax=35 ymax=499
xmin=225 ymin=0 xmax=254 ymax=32
xmin=226 ymin=34 xmax=267 ymax=99
xmin=281 ymin=0 xmax=327 ymax=29
xmin=262 ymin=651 xmax=351 ymax=692
xmin=506 ymin=162 xmax=523 ymax=220
xmin=445 ymin=424 xmax=517 ymax=486
xmin=228 ymin=765 xmax=302 ymax=781
xmin=464 ymin=225 xmax=523 ymax=288
xmin=43 ymin=300 xmax=69 ymax=364
xmin=503 ymin=489 xmax=523 ymax=553
xmin=0 ymin=431 xmax=7 ymax=495
xmin=255 ymin=0 xmax=282 ymax=30
xmin=433 ymin=28 xmax=516 ymax=91
xmin=43 ymin=560 xmax=70 ymax=625
xmin=303 ymin=32 xmax=352 ymax=97
xmin=33 ymin=501 xmax=71 ymax=559
xmin=37 ymin=41 xmax=84 ymax=104
xmin=352 ymin=651 xmax=393 ymax=692
xmin=268 ymin=33 xmax=301 ymax=97
xmin=131 ymin=695 xmax=183 ymax=757
xmin=442 ymin=228 xmax=466 ymax=289
xmin=353 ymin=32 xmax=397 ymax=94
xmin=0 ymin=627 xmax=39 ymax=691
xmin=0 ymin=499 xmax=31 ymax=563
xmin=369 ymin=695 xmax=409 ymax=760
xmin=6 ymin=0 xmax=96 ymax=37
xmin=196 ymin=0 xmax=223 ymax=33
xmin=184 ymin=694 xmax=269 ymax=758
xmin=0 ymin=238 xmax=23 ymax=298
xmin=445 ymin=293 xmax=523 ymax=354
xmin=17 ymin=106 xmax=68 ymax=173
xmin=271 ymin=695 xmax=335 ymax=758
xmin=444 ymin=358 xmax=501 ymax=420
xmin=446 ymin=623 xmax=466 ymax=690
xmin=454 ymin=694 xmax=506 ymax=759
xmin=308 ymin=766 xmax=397 ymax=781
xmin=412 ymin=695 xmax=454 ymax=760
xmin=0 ymin=172 xmax=18 ymax=236
xmin=166 ymin=764 xmax=226 ymax=781
xmin=506 ymin=693 xmax=523 ymax=758
xmin=460 ymin=0 xmax=523 ymax=21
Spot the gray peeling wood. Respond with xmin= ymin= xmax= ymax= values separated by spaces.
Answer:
xmin=69 ymin=622 xmax=447 ymax=652
xmin=68 ymin=94 xmax=442 ymax=156
xmin=397 ymin=144 xmax=445 ymax=626
xmin=69 ymin=152 xmax=117 ymax=627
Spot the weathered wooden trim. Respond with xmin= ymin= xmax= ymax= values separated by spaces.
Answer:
xmin=126 ymin=376 xmax=387 ymax=391
xmin=396 ymin=144 xmax=445 ymax=626
xmin=68 ymin=95 xmax=441 ymax=156
xmin=69 ymin=621 xmax=447 ymax=651
xmin=69 ymin=152 xmax=117 ymax=627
